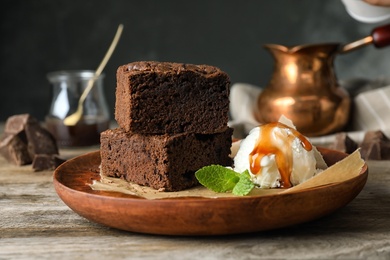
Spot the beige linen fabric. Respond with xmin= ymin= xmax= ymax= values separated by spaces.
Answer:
xmin=228 ymin=80 xmax=390 ymax=146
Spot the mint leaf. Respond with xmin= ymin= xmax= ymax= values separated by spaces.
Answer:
xmin=232 ymin=170 xmax=255 ymax=196
xmin=195 ymin=165 xmax=240 ymax=193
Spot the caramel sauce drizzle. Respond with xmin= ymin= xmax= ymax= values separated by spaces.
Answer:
xmin=249 ymin=122 xmax=312 ymax=188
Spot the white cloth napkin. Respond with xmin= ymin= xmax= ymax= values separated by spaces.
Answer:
xmin=228 ymin=79 xmax=390 ymax=146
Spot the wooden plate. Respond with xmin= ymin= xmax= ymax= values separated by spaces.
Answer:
xmin=53 ymin=148 xmax=368 ymax=236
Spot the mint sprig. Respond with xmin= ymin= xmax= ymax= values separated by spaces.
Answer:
xmin=195 ymin=165 xmax=255 ymax=196
xmin=232 ymin=170 xmax=255 ymax=196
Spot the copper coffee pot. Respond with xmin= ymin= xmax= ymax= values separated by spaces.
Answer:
xmin=254 ymin=23 xmax=390 ymax=136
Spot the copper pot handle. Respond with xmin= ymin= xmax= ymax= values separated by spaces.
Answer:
xmin=341 ymin=23 xmax=390 ymax=53
xmin=372 ymin=23 xmax=390 ymax=48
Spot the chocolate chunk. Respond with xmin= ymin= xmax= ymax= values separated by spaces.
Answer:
xmin=329 ymin=132 xmax=358 ymax=154
xmin=25 ymin=121 xmax=58 ymax=157
xmin=32 ymin=154 xmax=65 ymax=171
xmin=0 ymin=114 xmax=59 ymax=167
xmin=0 ymin=134 xmax=32 ymax=165
xmin=4 ymin=114 xmax=37 ymax=135
xmin=380 ymin=142 xmax=390 ymax=160
xmin=360 ymin=130 xmax=390 ymax=160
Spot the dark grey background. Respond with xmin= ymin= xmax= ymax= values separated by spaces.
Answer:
xmin=1 ymin=0 xmax=389 ymax=121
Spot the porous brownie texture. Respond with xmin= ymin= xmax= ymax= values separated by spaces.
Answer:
xmin=100 ymin=128 xmax=233 ymax=192
xmin=115 ymin=61 xmax=230 ymax=134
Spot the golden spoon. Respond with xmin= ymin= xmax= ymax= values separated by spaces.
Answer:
xmin=63 ymin=24 xmax=124 ymax=126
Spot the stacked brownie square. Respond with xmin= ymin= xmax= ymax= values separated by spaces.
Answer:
xmin=100 ymin=61 xmax=233 ymax=191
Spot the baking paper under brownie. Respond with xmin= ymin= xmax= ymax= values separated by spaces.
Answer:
xmin=115 ymin=61 xmax=230 ymax=134
xmin=100 ymin=128 xmax=233 ymax=192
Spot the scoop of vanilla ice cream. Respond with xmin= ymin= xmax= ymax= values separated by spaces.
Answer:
xmin=233 ymin=124 xmax=320 ymax=188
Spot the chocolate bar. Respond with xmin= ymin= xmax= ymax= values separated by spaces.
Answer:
xmin=360 ymin=130 xmax=390 ymax=160
xmin=0 ymin=134 xmax=32 ymax=165
xmin=32 ymin=154 xmax=65 ymax=172
xmin=0 ymin=114 xmax=62 ymax=169
xmin=329 ymin=132 xmax=358 ymax=154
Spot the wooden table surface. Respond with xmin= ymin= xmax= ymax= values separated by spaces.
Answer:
xmin=1 ymin=127 xmax=390 ymax=259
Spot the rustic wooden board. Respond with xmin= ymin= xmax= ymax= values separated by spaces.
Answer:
xmin=1 ymin=124 xmax=390 ymax=259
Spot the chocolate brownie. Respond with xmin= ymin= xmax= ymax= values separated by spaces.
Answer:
xmin=100 ymin=128 xmax=233 ymax=192
xmin=115 ymin=61 xmax=230 ymax=134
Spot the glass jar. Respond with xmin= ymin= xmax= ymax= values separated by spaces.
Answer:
xmin=45 ymin=70 xmax=110 ymax=147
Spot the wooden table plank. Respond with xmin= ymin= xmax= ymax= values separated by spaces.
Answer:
xmin=1 ymin=126 xmax=390 ymax=259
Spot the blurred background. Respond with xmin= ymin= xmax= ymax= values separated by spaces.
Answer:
xmin=1 ymin=0 xmax=389 ymax=122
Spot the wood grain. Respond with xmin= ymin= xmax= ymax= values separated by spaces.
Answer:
xmin=1 ymin=126 xmax=390 ymax=258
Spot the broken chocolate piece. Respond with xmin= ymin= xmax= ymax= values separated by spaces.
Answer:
xmin=0 ymin=114 xmax=59 ymax=167
xmin=329 ymin=132 xmax=358 ymax=154
xmin=4 ymin=114 xmax=37 ymax=135
xmin=32 ymin=154 xmax=65 ymax=171
xmin=25 ymin=121 xmax=58 ymax=158
xmin=0 ymin=134 xmax=32 ymax=165
xmin=380 ymin=142 xmax=390 ymax=160
xmin=360 ymin=130 xmax=390 ymax=160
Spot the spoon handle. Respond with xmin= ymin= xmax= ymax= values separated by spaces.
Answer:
xmin=340 ymin=36 xmax=373 ymax=53
xmin=78 ymin=24 xmax=123 ymax=105
xmin=372 ymin=23 xmax=390 ymax=48
xmin=340 ymin=23 xmax=390 ymax=53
